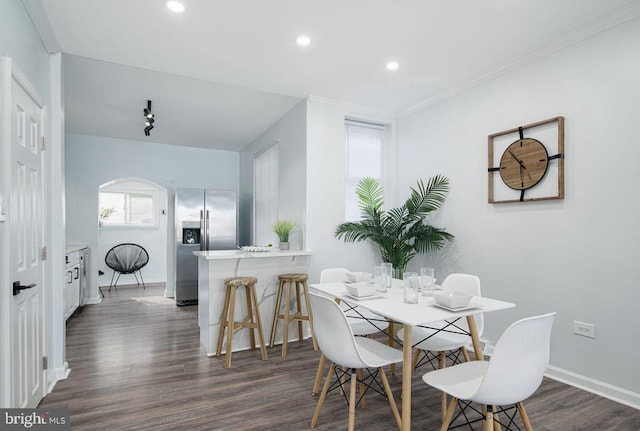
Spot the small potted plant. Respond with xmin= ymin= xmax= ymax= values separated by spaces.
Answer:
xmin=272 ymin=220 xmax=296 ymax=250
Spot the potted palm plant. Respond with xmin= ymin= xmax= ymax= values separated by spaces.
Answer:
xmin=272 ymin=220 xmax=296 ymax=250
xmin=335 ymin=175 xmax=454 ymax=278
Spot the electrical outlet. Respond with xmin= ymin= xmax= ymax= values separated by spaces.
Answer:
xmin=572 ymin=321 xmax=596 ymax=338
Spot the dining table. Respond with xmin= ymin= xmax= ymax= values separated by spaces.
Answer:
xmin=309 ymin=280 xmax=516 ymax=431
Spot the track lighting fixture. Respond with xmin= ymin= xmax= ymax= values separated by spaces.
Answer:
xmin=143 ymin=100 xmax=155 ymax=136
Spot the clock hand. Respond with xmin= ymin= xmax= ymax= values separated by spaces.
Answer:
xmin=508 ymin=150 xmax=527 ymax=169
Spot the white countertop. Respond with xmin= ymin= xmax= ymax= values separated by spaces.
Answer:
xmin=193 ymin=249 xmax=312 ymax=260
xmin=66 ymin=245 xmax=88 ymax=253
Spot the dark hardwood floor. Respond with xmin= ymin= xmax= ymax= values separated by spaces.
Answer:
xmin=40 ymin=285 xmax=640 ymax=430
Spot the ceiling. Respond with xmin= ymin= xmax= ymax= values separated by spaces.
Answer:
xmin=33 ymin=0 xmax=640 ymax=151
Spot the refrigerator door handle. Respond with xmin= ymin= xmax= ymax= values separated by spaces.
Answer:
xmin=205 ymin=210 xmax=210 ymax=250
xmin=199 ymin=210 xmax=205 ymax=251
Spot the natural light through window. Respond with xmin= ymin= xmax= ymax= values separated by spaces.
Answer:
xmin=345 ymin=119 xmax=385 ymax=221
xmin=99 ymin=179 xmax=159 ymax=227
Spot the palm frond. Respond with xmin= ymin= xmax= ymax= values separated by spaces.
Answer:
xmin=335 ymin=175 xmax=454 ymax=274
xmin=356 ymin=177 xmax=384 ymax=217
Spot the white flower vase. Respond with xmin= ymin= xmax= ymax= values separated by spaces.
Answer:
xmin=279 ymin=241 xmax=290 ymax=250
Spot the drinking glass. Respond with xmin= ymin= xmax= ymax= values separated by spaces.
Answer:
xmin=420 ymin=267 xmax=435 ymax=296
xmin=381 ymin=262 xmax=393 ymax=290
xmin=403 ymin=271 xmax=419 ymax=304
xmin=373 ymin=265 xmax=386 ymax=292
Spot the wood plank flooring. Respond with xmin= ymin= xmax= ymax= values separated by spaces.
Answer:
xmin=40 ymin=285 xmax=640 ymax=430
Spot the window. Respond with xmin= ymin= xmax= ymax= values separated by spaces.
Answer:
xmin=254 ymin=143 xmax=279 ymax=245
xmin=99 ymin=179 xmax=159 ymax=227
xmin=345 ymin=119 xmax=385 ymax=221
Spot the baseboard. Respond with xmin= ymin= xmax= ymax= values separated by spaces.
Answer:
xmin=83 ymin=295 xmax=102 ymax=305
xmin=480 ymin=343 xmax=640 ymax=410
xmin=545 ymin=365 xmax=640 ymax=410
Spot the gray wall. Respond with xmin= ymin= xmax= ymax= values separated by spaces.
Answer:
xmin=396 ymin=17 xmax=640 ymax=400
xmin=65 ymin=133 xmax=239 ymax=299
xmin=240 ymin=100 xmax=307 ymax=249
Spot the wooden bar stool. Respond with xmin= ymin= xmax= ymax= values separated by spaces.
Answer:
xmin=216 ymin=276 xmax=268 ymax=368
xmin=269 ymin=273 xmax=318 ymax=357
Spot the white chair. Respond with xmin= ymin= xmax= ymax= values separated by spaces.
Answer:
xmin=397 ymin=273 xmax=483 ymax=417
xmin=422 ymin=312 xmax=556 ymax=431
xmin=309 ymin=292 xmax=402 ymax=431
xmin=312 ymin=268 xmax=393 ymax=395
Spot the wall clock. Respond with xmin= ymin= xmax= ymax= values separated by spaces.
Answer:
xmin=488 ymin=116 xmax=564 ymax=204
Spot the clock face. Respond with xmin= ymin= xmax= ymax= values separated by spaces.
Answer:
xmin=499 ymin=138 xmax=549 ymax=190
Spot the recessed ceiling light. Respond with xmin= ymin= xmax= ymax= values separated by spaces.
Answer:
xmin=386 ymin=61 xmax=399 ymax=71
xmin=296 ymin=35 xmax=311 ymax=46
xmin=166 ymin=1 xmax=185 ymax=13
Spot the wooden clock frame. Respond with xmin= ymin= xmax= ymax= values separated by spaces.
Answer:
xmin=488 ymin=116 xmax=565 ymax=204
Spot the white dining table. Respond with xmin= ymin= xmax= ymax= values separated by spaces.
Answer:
xmin=309 ymin=281 xmax=515 ymax=431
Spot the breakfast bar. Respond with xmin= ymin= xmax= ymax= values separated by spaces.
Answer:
xmin=194 ymin=249 xmax=312 ymax=356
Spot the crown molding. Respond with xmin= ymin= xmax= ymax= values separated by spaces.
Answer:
xmin=21 ymin=0 xmax=61 ymax=53
xmin=307 ymin=95 xmax=396 ymax=123
xmin=398 ymin=1 xmax=640 ymax=118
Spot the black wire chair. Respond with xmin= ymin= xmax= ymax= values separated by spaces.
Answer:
xmin=104 ymin=243 xmax=149 ymax=292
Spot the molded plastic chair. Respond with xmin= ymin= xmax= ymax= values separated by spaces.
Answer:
xmin=397 ymin=273 xmax=483 ymax=418
xmin=422 ymin=312 xmax=556 ymax=431
xmin=104 ymin=243 xmax=149 ymax=291
xmin=398 ymin=273 xmax=484 ymax=369
xmin=311 ymin=268 xmax=392 ymax=395
xmin=309 ymin=292 xmax=402 ymax=431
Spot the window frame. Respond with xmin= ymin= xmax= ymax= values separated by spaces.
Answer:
xmin=99 ymin=187 xmax=159 ymax=229
xmin=344 ymin=118 xmax=388 ymax=222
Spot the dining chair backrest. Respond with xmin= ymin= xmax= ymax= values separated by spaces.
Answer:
xmin=308 ymin=292 xmax=369 ymax=369
xmin=319 ymin=268 xmax=350 ymax=283
xmin=471 ymin=312 xmax=556 ymax=406
xmin=440 ymin=273 xmax=484 ymax=335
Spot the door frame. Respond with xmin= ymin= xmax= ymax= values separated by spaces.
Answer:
xmin=0 ymin=56 xmax=48 ymax=408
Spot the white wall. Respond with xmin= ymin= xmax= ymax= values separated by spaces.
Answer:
xmin=0 ymin=0 xmax=67 ymax=403
xmin=240 ymin=100 xmax=307 ymax=249
xmin=396 ymin=17 xmax=640 ymax=401
xmin=98 ymin=179 xmax=168 ymax=287
xmin=306 ymin=98 xmax=396 ymax=283
xmin=65 ymin=133 xmax=239 ymax=300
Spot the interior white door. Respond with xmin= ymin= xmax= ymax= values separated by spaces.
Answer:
xmin=10 ymin=76 xmax=46 ymax=408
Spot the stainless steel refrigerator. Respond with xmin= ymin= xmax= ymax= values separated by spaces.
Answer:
xmin=175 ymin=188 xmax=237 ymax=305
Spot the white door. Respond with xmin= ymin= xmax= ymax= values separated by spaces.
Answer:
xmin=10 ymin=74 xmax=46 ymax=408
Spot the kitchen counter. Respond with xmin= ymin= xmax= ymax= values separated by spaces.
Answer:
xmin=194 ymin=249 xmax=312 ymax=356
xmin=65 ymin=244 xmax=88 ymax=253
xmin=193 ymin=249 xmax=312 ymax=260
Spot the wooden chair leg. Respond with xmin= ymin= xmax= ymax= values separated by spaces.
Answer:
xmin=388 ymin=320 xmax=396 ymax=375
xmin=311 ymin=363 xmax=335 ymax=428
xmin=269 ymin=280 xmax=284 ymax=347
xmin=439 ymin=351 xmax=448 ymax=421
xmin=245 ymin=285 xmax=256 ymax=350
xmin=357 ymin=368 xmax=366 ymax=408
xmin=482 ymin=405 xmax=495 ymax=431
xmin=224 ymin=285 xmax=237 ymax=368
xmin=281 ymin=280 xmax=292 ymax=357
xmin=348 ymin=370 xmax=357 ymax=431
xmin=302 ymin=282 xmax=318 ymax=351
xmin=379 ymin=367 xmax=401 ymax=429
xmin=493 ymin=406 xmax=503 ymax=431
xmin=312 ymin=353 xmax=327 ymax=395
xmin=216 ymin=285 xmax=231 ymax=357
xmin=411 ymin=348 xmax=421 ymax=373
xmin=517 ymin=402 xmax=534 ymax=431
xmin=440 ymin=396 xmax=458 ymax=431
xmin=250 ymin=284 xmax=268 ymax=361
xmin=295 ymin=281 xmax=304 ymax=342
xmin=461 ymin=346 xmax=471 ymax=362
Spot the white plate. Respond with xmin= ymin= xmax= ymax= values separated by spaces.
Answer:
xmin=429 ymin=300 xmax=483 ymax=312
xmin=241 ymin=246 xmax=272 ymax=252
xmin=342 ymin=292 xmax=385 ymax=301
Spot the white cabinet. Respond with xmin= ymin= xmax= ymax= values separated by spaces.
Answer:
xmin=64 ymin=250 xmax=81 ymax=320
